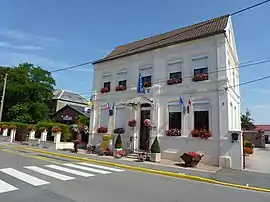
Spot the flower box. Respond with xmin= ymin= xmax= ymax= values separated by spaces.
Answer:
xmin=181 ymin=152 xmax=204 ymax=167
xmin=143 ymin=82 xmax=151 ymax=88
xmin=167 ymin=78 xmax=182 ymax=85
xmin=115 ymin=85 xmax=126 ymax=91
xmin=191 ymin=129 xmax=212 ymax=139
xmin=192 ymin=74 xmax=208 ymax=82
xmin=97 ymin=127 xmax=108 ymax=133
xmin=100 ymin=87 xmax=110 ymax=93
xmin=128 ymin=120 xmax=136 ymax=127
xmin=166 ymin=128 xmax=181 ymax=136
xmin=113 ymin=128 xmax=125 ymax=134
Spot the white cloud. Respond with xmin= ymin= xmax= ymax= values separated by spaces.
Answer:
xmin=0 ymin=52 xmax=93 ymax=73
xmin=0 ymin=41 xmax=44 ymax=51
xmin=0 ymin=29 xmax=62 ymax=47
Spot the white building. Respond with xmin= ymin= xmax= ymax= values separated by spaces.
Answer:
xmin=90 ymin=14 xmax=243 ymax=169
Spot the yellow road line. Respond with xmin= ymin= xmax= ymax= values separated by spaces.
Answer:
xmin=0 ymin=148 xmax=62 ymax=164
xmin=5 ymin=144 xmax=270 ymax=194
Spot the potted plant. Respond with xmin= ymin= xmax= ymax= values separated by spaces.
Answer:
xmin=143 ymin=82 xmax=151 ymax=88
xmin=52 ymin=126 xmax=61 ymax=134
xmin=113 ymin=128 xmax=125 ymax=134
xmin=128 ymin=120 xmax=136 ymax=127
xmin=192 ymin=74 xmax=208 ymax=82
xmin=97 ymin=127 xmax=108 ymax=133
xmin=113 ymin=134 xmax=123 ymax=158
xmin=115 ymin=85 xmax=126 ymax=91
xmin=27 ymin=125 xmax=35 ymax=132
xmin=167 ymin=78 xmax=182 ymax=85
xmin=191 ymin=129 xmax=212 ymax=139
xmin=100 ymin=87 xmax=110 ymax=93
xmin=150 ymin=137 xmax=161 ymax=162
xmin=9 ymin=125 xmax=17 ymax=130
xmin=166 ymin=128 xmax=181 ymax=136
xmin=181 ymin=152 xmax=204 ymax=167
xmin=1 ymin=124 xmax=8 ymax=129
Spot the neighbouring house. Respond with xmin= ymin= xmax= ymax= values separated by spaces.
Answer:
xmin=52 ymin=89 xmax=90 ymax=125
xmin=90 ymin=15 xmax=242 ymax=169
xmin=52 ymin=89 xmax=89 ymax=112
xmin=254 ymin=125 xmax=270 ymax=144
xmin=51 ymin=104 xmax=90 ymax=125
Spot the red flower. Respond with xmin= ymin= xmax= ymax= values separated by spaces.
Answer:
xmin=187 ymin=152 xmax=200 ymax=157
xmin=97 ymin=127 xmax=108 ymax=133
xmin=191 ymin=129 xmax=212 ymax=139
xmin=167 ymin=78 xmax=182 ymax=85
xmin=128 ymin=120 xmax=136 ymax=127
xmin=115 ymin=85 xmax=126 ymax=91
xmin=100 ymin=87 xmax=110 ymax=93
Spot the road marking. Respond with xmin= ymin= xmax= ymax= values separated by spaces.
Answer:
xmin=0 ymin=168 xmax=50 ymax=186
xmin=0 ymin=148 xmax=61 ymax=164
xmin=64 ymin=164 xmax=111 ymax=174
xmin=45 ymin=165 xmax=94 ymax=177
xmin=24 ymin=166 xmax=75 ymax=181
xmin=78 ymin=162 xmax=125 ymax=172
xmin=0 ymin=179 xmax=18 ymax=194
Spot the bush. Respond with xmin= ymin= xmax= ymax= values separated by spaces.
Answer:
xmin=244 ymin=141 xmax=253 ymax=148
xmin=35 ymin=122 xmax=72 ymax=142
xmin=114 ymin=134 xmax=122 ymax=149
xmin=150 ymin=137 xmax=160 ymax=153
xmin=0 ymin=122 xmax=29 ymax=140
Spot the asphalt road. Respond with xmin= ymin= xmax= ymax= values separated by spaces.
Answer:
xmin=0 ymin=147 xmax=269 ymax=202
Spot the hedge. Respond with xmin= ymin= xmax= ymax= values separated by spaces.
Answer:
xmin=0 ymin=121 xmax=72 ymax=142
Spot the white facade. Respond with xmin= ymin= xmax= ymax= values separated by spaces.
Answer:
xmin=90 ymin=16 xmax=243 ymax=169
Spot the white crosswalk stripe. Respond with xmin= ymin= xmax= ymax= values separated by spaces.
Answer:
xmin=0 ymin=162 xmax=126 ymax=194
xmin=64 ymin=163 xmax=111 ymax=174
xmin=24 ymin=166 xmax=75 ymax=181
xmin=0 ymin=179 xmax=18 ymax=194
xmin=0 ymin=168 xmax=50 ymax=186
xmin=45 ymin=165 xmax=95 ymax=177
xmin=78 ymin=163 xmax=125 ymax=172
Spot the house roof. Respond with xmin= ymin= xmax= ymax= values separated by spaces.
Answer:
xmin=254 ymin=125 xmax=270 ymax=131
xmin=53 ymin=89 xmax=88 ymax=104
xmin=93 ymin=14 xmax=230 ymax=64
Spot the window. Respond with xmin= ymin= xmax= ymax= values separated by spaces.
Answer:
xmin=100 ymin=108 xmax=109 ymax=128
xmin=193 ymin=57 xmax=208 ymax=80
xmin=194 ymin=111 xmax=209 ymax=131
xmin=103 ymin=81 xmax=111 ymax=90
xmin=115 ymin=108 xmax=126 ymax=128
xmin=142 ymin=76 xmax=152 ymax=86
xmin=170 ymin=72 xmax=182 ymax=79
xmin=169 ymin=112 xmax=181 ymax=130
xmin=140 ymin=67 xmax=152 ymax=87
xmin=168 ymin=104 xmax=181 ymax=130
xmin=118 ymin=80 xmax=126 ymax=87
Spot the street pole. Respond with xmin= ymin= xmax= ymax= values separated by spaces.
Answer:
xmin=0 ymin=73 xmax=8 ymax=122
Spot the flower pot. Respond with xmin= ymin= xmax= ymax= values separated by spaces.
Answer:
xmin=181 ymin=153 xmax=203 ymax=167
xmin=113 ymin=148 xmax=122 ymax=158
xmin=150 ymin=153 xmax=161 ymax=162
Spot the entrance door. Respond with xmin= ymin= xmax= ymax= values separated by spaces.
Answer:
xmin=139 ymin=108 xmax=151 ymax=151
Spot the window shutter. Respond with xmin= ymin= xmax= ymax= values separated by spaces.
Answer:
xmin=167 ymin=62 xmax=182 ymax=73
xmin=100 ymin=108 xmax=109 ymax=127
xmin=168 ymin=104 xmax=181 ymax=112
xmin=103 ymin=74 xmax=112 ymax=82
xmin=116 ymin=108 xmax=126 ymax=128
xmin=193 ymin=57 xmax=208 ymax=69
xmin=193 ymin=103 xmax=209 ymax=111
xmin=117 ymin=71 xmax=127 ymax=81
xmin=140 ymin=67 xmax=152 ymax=77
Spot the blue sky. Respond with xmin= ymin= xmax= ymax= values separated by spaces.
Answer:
xmin=0 ymin=0 xmax=270 ymax=123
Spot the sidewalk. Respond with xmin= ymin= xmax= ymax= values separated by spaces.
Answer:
xmin=4 ymin=143 xmax=270 ymax=190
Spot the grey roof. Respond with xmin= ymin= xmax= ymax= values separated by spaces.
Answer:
xmin=53 ymin=89 xmax=88 ymax=104
xmin=68 ymin=104 xmax=90 ymax=117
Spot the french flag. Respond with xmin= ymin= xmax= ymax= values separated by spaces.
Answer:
xmin=187 ymin=97 xmax=192 ymax=113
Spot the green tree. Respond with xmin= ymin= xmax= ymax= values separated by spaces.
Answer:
xmin=0 ymin=63 xmax=55 ymax=123
xmin=241 ymin=109 xmax=256 ymax=130
xmin=150 ymin=137 xmax=161 ymax=153
xmin=76 ymin=114 xmax=89 ymax=126
xmin=114 ymin=134 xmax=122 ymax=149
